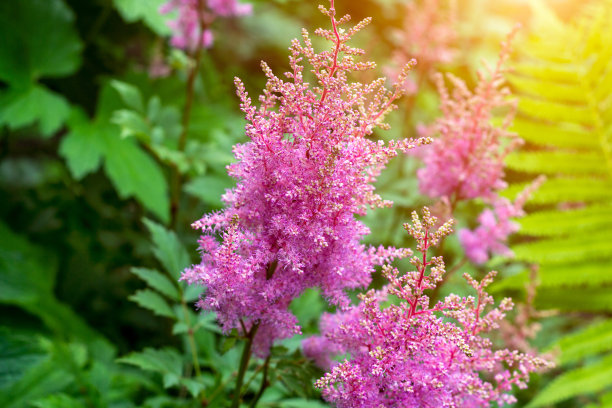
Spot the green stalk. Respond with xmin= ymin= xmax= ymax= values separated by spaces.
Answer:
xmin=231 ymin=323 xmax=260 ymax=408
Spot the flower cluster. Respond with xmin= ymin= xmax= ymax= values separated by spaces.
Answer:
xmin=459 ymin=176 xmax=545 ymax=264
xmin=417 ymin=30 xmax=521 ymax=202
xmin=182 ymin=1 xmax=430 ymax=356
xmin=313 ymin=208 xmax=551 ymax=407
xmin=160 ymin=0 xmax=252 ymax=51
xmin=385 ymin=0 xmax=457 ymax=93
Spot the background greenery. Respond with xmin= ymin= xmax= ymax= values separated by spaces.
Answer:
xmin=0 ymin=0 xmax=610 ymax=406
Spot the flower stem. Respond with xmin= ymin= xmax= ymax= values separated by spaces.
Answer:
xmin=231 ymin=322 xmax=260 ymax=408
xmin=249 ymin=355 xmax=271 ymax=408
xmin=170 ymin=0 xmax=207 ymax=228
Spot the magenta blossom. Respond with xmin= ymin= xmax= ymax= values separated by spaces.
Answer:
xmin=417 ymin=30 xmax=522 ymax=202
xmin=160 ymin=0 xmax=251 ymax=51
xmin=459 ymin=176 xmax=546 ymax=264
xmin=313 ymin=208 xmax=551 ymax=407
xmin=182 ymin=2 xmax=430 ymax=356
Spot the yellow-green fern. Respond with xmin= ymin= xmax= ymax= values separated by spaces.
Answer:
xmin=504 ymin=1 xmax=612 ymax=406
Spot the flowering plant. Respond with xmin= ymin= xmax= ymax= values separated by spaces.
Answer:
xmin=313 ymin=208 xmax=551 ymax=407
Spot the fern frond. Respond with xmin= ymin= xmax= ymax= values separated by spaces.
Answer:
xmin=513 ymin=230 xmax=612 ymax=264
xmin=539 ymin=261 xmax=612 ymax=288
xmin=506 ymin=151 xmax=607 ymax=175
xmin=536 ymin=288 xmax=612 ymax=312
xmin=511 ymin=118 xmax=598 ymax=149
xmin=519 ymin=205 xmax=612 ymax=236
xmin=551 ymin=320 xmax=612 ymax=365
xmin=502 ymin=178 xmax=612 ymax=205
xmin=527 ymin=354 xmax=612 ymax=407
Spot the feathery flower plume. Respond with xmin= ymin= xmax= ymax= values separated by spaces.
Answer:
xmin=459 ymin=176 xmax=546 ymax=264
xmin=385 ymin=0 xmax=457 ymax=93
xmin=160 ymin=0 xmax=252 ymax=51
xmin=417 ymin=30 xmax=522 ymax=202
xmin=313 ymin=208 xmax=551 ymax=407
xmin=182 ymin=1 xmax=431 ymax=356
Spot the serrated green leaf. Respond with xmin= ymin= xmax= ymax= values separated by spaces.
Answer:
xmin=0 ymin=0 xmax=82 ymax=86
xmin=110 ymin=80 xmax=144 ymax=112
xmin=104 ymin=135 xmax=170 ymax=223
xmin=143 ymin=219 xmax=191 ymax=280
xmin=0 ymin=330 xmax=45 ymax=390
xmin=172 ymin=322 xmax=189 ymax=335
xmin=112 ymin=109 xmax=150 ymax=140
xmin=129 ymin=289 xmax=175 ymax=318
xmin=61 ymin=84 xmax=170 ymax=221
xmin=0 ymin=85 xmax=70 ymax=137
xmin=59 ymin=108 xmax=105 ymax=180
xmin=528 ymin=354 xmax=612 ymax=407
xmin=131 ymin=267 xmax=180 ymax=300
xmin=118 ymin=348 xmax=182 ymax=380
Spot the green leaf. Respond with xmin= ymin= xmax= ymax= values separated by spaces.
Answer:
xmin=60 ymin=85 xmax=170 ymax=222
xmin=129 ymin=289 xmax=176 ymax=318
xmin=0 ymin=223 xmax=98 ymax=340
xmin=513 ymin=230 xmax=612 ymax=264
xmin=30 ymin=394 xmax=86 ymax=408
xmin=118 ymin=348 xmax=183 ymax=387
xmin=539 ymin=261 xmax=612 ymax=288
xmin=506 ymin=151 xmax=607 ymax=175
xmin=0 ymin=0 xmax=82 ymax=86
xmin=112 ymin=0 xmax=172 ymax=36
xmin=110 ymin=80 xmax=144 ymax=112
xmin=519 ymin=205 xmax=612 ymax=237
xmin=143 ymin=219 xmax=191 ymax=280
xmin=0 ymin=330 xmax=45 ymax=390
xmin=112 ymin=109 xmax=150 ymax=140
xmin=528 ymin=354 xmax=612 ymax=407
xmin=536 ymin=288 xmax=612 ymax=312
xmin=131 ymin=267 xmax=180 ymax=300
xmin=552 ymin=320 xmax=612 ymax=365
xmin=104 ymin=134 xmax=170 ymax=223
xmin=59 ymin=108 xmax=105 ymax=180
xmin=0 ymin=85 xmax=70 ymax=137
xmin=184 ymin=175 xmax=235 ymax=208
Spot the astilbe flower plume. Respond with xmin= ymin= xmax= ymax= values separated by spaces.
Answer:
xmin=385 ymin=0 xmax=457 ymax=93
xmin=160 ymin=0 xmax=252 ymax=51
xmin=417 ymin=30 xmax=522 ymax=202
xmin=182 ymin=1 xmax=431 ymax=356
xmin=459 ymin=176 xmax=546 ymax=264
xmin=313 ymin=208 xmax=551 ymax=407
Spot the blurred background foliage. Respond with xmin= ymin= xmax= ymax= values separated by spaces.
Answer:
xmin=0 ymin=0 xmax=610 ymax=406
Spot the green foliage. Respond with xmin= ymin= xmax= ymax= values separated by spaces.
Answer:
xmin=527 ymin=354 xmax=612 ymax=408
xmin=112 ymin=0 xmax=172 ymax=36
xmin=506 ymin=1 xmax=612 ymax=405
xmin=60 ymin=84 xmax=170 ymax=222
xmin=0 ymin=0 xmax=81 ymax=136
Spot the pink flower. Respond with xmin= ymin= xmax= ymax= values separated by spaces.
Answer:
xmin=417 ymin=30 xmax=522 ymax=202
xmin=160 ymin=0 xmax=251 ymax=51
xmin=313 ymin=208 xmax=552 ymax=407
xmin=183 ymin=2 xmax=430 ymax=356
xmin=459 ymin=176 xmax=546 ymax=264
